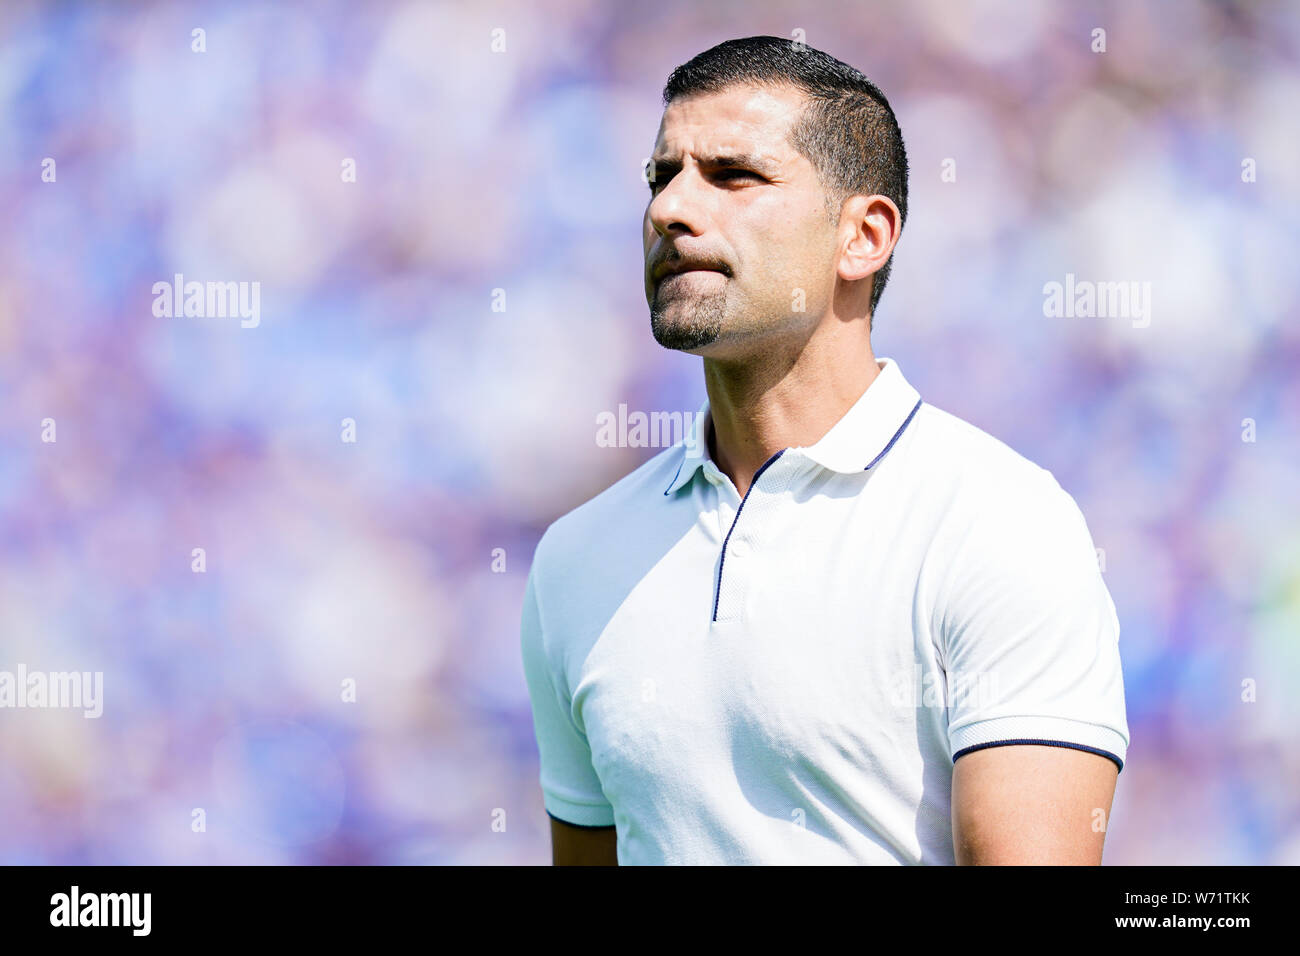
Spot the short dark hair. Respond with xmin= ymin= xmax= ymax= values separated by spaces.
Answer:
xmin=662 ymin=36 xmax=909 ymax=322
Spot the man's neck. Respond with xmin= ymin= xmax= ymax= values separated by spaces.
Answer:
xmin=702 ymin=328 xmax=881 ymax=499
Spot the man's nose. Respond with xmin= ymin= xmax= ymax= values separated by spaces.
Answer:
xmin=647 ymin=169 xmax=704 ymax=238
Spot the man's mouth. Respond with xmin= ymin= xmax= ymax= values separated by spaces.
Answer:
xmin=656 ymin=266 xmax=727 ymax=285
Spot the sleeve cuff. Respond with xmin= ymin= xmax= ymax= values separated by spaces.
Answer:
xmin=949 ymin=715 xmax=1128 ymax=773
xmin=543 ymin=792 xmax=616 ymax=828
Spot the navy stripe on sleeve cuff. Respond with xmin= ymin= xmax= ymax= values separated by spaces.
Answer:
xmin=546 ymin=810 xmax=615 ymax=830
xmin=952 ymin=738 xmax=1124 ymax=773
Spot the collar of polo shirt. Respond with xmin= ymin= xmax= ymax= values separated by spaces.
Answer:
xmin=664 ymin=356 xmax=924 ymax=496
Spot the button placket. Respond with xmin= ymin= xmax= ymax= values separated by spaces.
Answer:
xmin=711 ymin=450 xmax=792 ymax=623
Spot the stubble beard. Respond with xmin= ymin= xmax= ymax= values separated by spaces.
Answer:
xmin=649 ymin=281 xmax=728 ymax=352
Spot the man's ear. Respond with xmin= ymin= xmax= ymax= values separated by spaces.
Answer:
xmin=836 ymin=194 xmax=901 ymax=284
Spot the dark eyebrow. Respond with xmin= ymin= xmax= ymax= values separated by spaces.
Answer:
xmin=704 ymin=153 xmax=780 ymax=174
xmin=649 ymin=152 xmax=780 ymax=178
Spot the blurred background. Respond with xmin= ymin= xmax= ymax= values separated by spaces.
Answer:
xmin=0 ymin=0 xmax=1296 ymax=864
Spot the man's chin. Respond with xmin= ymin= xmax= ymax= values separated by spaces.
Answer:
xmin=649 ymin=318 xmax=722 ymax=353
xmin=649 ymin=294 xmax=727 ymax=352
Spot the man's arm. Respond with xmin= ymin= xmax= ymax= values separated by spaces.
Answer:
xmin=550 ymin=816 xmax=618 ymax=866
xmin=951 ymin=743 xmax=1118 ymax=865
xmin=521 ymin=556 xmax=619 ymax=864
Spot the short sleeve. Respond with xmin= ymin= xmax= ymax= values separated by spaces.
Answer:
xmin=939 ymin=472 xmax=1130 ymax=773
xmin=520 ymin=557 xmax=616 ymax=826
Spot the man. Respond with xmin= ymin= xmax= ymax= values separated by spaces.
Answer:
xmin=521 ymin=36 xmax=1128 ymax=865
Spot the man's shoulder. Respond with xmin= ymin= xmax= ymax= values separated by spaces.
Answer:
xmin=910 ymin=401 xmax=1098 ymax=563
xmin=533 ymin=442 xmax=686 ymax=574
xmin=910 ymin=400 xmax=1079 ymax=517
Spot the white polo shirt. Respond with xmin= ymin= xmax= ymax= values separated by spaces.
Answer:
xmin=521 ymin=356 xmax=1129 ymax=865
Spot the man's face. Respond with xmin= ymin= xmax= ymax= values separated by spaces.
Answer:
xmin=643 ymin=83 xmax=839 ymax=358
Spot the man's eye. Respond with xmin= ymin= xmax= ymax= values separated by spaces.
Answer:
xmin=647 ymin=169 xmax=758 ymax=194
